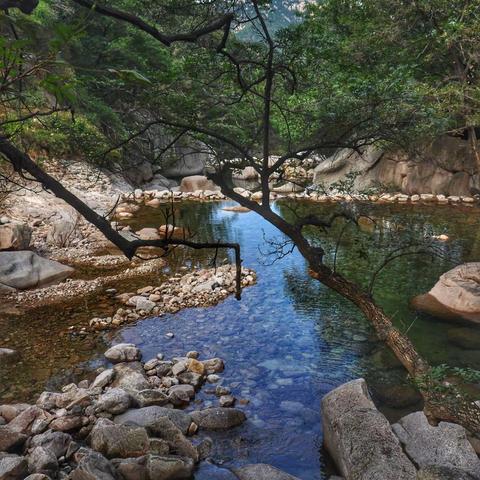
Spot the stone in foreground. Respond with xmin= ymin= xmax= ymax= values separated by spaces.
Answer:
xmin=233 ymin=463 xmax=301 ymax=480
xmin=321 ymin=378 xmax=416 ymax=480
xmin=393 ymin=411 xmax=480 ymax=478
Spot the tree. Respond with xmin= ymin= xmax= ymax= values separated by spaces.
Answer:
xmin=1 ymin=0 xmax=479 ymax=436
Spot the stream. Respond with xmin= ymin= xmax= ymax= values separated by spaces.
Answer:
xmin=3 ymin=199 xmax=480 ymax=478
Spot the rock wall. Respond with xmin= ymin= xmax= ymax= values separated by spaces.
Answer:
xmin=313 ymin=136 xmax=480 ymax=196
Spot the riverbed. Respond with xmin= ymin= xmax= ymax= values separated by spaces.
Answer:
xmin=2 ymin=199 xmax=480 ymax=479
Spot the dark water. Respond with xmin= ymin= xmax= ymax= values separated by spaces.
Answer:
xmin=2 ymin=200 xmax=480 ymax=479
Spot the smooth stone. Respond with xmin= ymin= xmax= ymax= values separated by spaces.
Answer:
xmin=114 ymin=406 xmax=192 ymax=435
xmin=91 ymin=370 xmax=115 ymax=390
xmin=95 ymin=389 xmax=132 ymax=415
xmin=111 ymin=362 xmax=150 ymax=392
xmin=190 ymin=408 xmax=246 ymax=430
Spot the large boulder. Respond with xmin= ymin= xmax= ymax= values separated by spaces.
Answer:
xmin=0 ymin=222 xmax=32 ymax=251
xmin=0 ymin=251 xmax=74 ymax=290
xmin=180 ymin=176 xmax=220 ymax=193
xmin=233 ymin=464 xmax=300 ymax=480
xmin=412 ymin=263 xmax=480 ymax=324
xmin=321 ymin=378 xmax=416 ymax=480
xmin=392 ymin=411 xmax=480 ymax=478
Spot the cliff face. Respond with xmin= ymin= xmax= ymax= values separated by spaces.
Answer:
xmin=313 ymin=137 xmax=480 ymax=196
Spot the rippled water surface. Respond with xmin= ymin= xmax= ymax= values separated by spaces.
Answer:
xmin=3 ymin=200 xmax=480 ymax=479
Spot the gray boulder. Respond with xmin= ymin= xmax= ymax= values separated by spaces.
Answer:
xmin=0 ymin=251 xmax=74 ymax=290
xmin=90 ymin=369 xmax=115 ymax=390
xmin=70 ymin=449 xmax=118 ymax=480
xmin=114 ymin=406 xmax=192 ymax=435
xmin=393 ymin=411 xmax=480 ymax=478
xmin=0 ymin=427 xmax=27 ymax=452
xmin=233 ymin=464 xmax=300 ymax=480
xmin=190 ymin=408 xmax=246 ymax=430
xmin=27 ymin=447 xmax=58 ymax=477
xmin=111 ymin=362 xmax=150 ymax=392
xmin=0 ymin=454 xmax=28 ymax=480
xmin=146 ymin=455 xmax=194 ymax=480
xmin=322 ymin=378 xmax=416 ymax=480
xmin=0 ymin=222 xmax=31 ymax=250
xmin=88 ymin=421 xmax=149 ymax=459
xmin=30 ymin=430 xmax=71 ymax=458
xmin=95 ymin=389 xmax=132 ymax=415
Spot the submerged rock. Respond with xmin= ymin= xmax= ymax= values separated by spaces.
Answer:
xmin=233 ymin=464 xmax=300 ymax=480
xmin=447 ymin=328 xmax=480 ymax=350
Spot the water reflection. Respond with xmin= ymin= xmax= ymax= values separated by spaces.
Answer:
xmin=2 ymin=200 xmax=480 ymax=479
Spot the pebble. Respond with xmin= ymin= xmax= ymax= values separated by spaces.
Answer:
xmin=165 ymin=333 xmax=175 ymax=339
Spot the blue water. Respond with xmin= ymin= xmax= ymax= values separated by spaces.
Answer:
xmin=104 ymin=200 xmax=480 ymax=479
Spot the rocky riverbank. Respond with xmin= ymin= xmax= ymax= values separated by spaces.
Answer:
xmin=0 ymin=342 xmax=299 ymax=480
xmin=322 ymin=379 xmax=480 ymax=480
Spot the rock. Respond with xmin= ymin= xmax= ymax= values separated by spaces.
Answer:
xmin=30 ymin=431 xmax=71 ymax=458
xmin=177 ymin=372 xmax=203 ymax=390
xmin=180 ymin=176 xmax=219 ymax=193
xmin=416 ymin=465 xmax=478 ymax=479
xmin=168 ymin=385 xmax=195 ymax=406
xmin=233 ymin=464 xmax=300 ymax=480
xmin=222 ymin=206 xmax=250 ymax=213
xmin=219 ymin=395 xmax=235 ymax=408
xmin=146 ymin=455 xmax=194 ymax=480
xmin=111 ymin=362 xmax=151 ymax=392
xmin=372 ymin=383 xmax=422 ymax=409
xmin=95 ymin=389 xmax=132 ymax=415
xmin=186 ymin=358 xmax=205 ymax=375
xmin=112 ymin=457 xmax=148 ymax=480
xmin=158 ymin=225 xmax=186 ymax=239
xmin=0 ymin=404 xmax=31 ymax=423
xmin=70 ymin=449 xmax=117 ymax=480
xmin=392 ymin=411 xmax=480 ymax=477
xmin=322 ymin=378 xmax=416 ymax=480
xmin=130 ymin=389 xmax=168 ymax=408
xmin=412 ymin=263 xmax=480 ymax=324
xmin=91 ymin=370 xmax=115 ymax=390
xmin=195 ymin=461 xmax=239 ymax=479
xmin=49 ymin=415 xmax=84 ymax=432
xmin=7 ymin=406 xmax=51 ymax=436
xmin=202 ymin=358 xmax=224 ymax=374
xmin=0 ymin=455 xmax=28 ymax=480
xmin=136 ymin=297 xmax=156 ymax=313
xmin=191 ymin=408 xmax=246 ymax=430
xmin=114 ymin=406 xmax=192 ymax=435
xmin=0 ymin=427 xmax=27 ymax=451
xmin=447 ymin=328 xmax=480 ymax=350
xmin=27 ymin=447 xmax=58 ymax=477
xmin=0 ymin=251 xmax=74 ymax=290
xmin=36 ymin=392 xmax=63 ymax=411
xmin=24 ymin=475 xmax=51 ymax=480
xmin=135 ymin=228 xmax=160 ymax=241
xmin=104 ymin=344 xmax=142 ymax=364
xmin=0 ymin=222 xmax=31 ymax=250
xmin=88 ymin=421 xmax=149 ymax=459
xmin=147 ymin=417 xmax=198 ymax=461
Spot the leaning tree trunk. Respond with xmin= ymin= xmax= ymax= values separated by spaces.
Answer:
xmin=309 ymin=264 xmax=480 ymax=435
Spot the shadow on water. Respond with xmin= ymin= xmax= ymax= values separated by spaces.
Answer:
xmin=2 ymin=199 xmax=480 ymax=478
